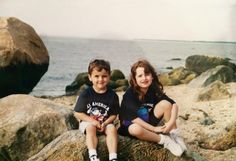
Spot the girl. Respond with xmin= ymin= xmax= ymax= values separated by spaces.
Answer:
xmin=118 ymin=59 xmax=186 ymax=157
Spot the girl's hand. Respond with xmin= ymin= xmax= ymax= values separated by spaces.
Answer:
xmin=153 ymin=125 xmax=165 ymax=133
xmin=162 ymin=122 xmax=173 ymax=133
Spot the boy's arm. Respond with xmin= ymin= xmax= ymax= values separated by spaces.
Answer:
xmin=74 ymin=112 xmax=101 ymax=128
xmin=102 ymin=93 xmax=120 ymax=127
xmin=102 ymin=115 xmax=117 ymax=126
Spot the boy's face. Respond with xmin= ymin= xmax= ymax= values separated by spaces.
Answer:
xmin=88 ymin=68 xmax=110 ymax=92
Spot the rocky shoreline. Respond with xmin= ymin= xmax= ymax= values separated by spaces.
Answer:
xmin=44 ymin=82 xmax=236 ymax=161
xmin=1 ymin=17 xmax=236 ymax=161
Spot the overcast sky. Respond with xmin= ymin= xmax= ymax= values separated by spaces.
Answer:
xmin=1 ymin=0 xmax=236 ymax=42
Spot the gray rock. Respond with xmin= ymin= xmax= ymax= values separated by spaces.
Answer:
xmin=197 ymin=81 xmax=231 ymax=101
xmin=188 ymin=65 xmax=236 ymax=87
xmin=0 ymin=94 xmax=78 ymax=161
xmin=28 ymin=130 xmax=195 ymax=161
xmin=65 ymin=72 xmax=90 ymax=95
xmin=185 ymin=55 xmax=236 ymax=74
xmin=110 ymin=69 xmax=125 ymax=81
xmin=158 ymin=67 xmax=198 ymax=86
xmin=66 ymin=70 xmax=128 ymax=95
xmin=199 ymin=122 xmax=236 ymax=151
xmin=200 ymin=117 xmax=215 ymax=126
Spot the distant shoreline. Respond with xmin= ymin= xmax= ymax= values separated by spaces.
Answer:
xmin=136 ymin=39 xmax=236 ymax=44
xmin=40 ymin=35 xmax=236 ymax=44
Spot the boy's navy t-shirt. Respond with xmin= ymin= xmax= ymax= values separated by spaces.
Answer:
xmin=74 ymin=87 xmax=119 ymax=123
xmin=119 ymin=87 xmax=175 ymax=124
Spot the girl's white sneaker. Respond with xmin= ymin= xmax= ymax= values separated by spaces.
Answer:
xmin=170 ymin=129 xmax=187 ymax=151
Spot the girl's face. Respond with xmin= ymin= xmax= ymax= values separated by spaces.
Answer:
xmin=89 ymin=68 xmax=110 ymax=93
xmin=135 ymin=67 xmax=153 ymax=92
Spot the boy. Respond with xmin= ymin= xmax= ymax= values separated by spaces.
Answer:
xmin=74 ymin=59 xmax=119 ymax=161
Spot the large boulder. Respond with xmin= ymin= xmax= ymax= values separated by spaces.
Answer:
xmin=188 ymin=65 xmax=236 ymax=87
xmin=0 ymin=94 xmax=78 ymax=161
xmin=199 ymin=121 xmax=236 ymax=151
xmin=197 ymin=81 xmax=231 ymax=101
xmin=158 ymin=67 xmax=198 ymax=86
xmin=0 ymin=17 xmax=49 ymax=98
xmin=65 ymin=72 xmax=91 ymax=95
xmin=28 ymin=130 xmax=195 ymax=161
xmin=65 ymin=70 xmax=128 ymax=95
xmin=185 ymin=55 xmax=236 ymax=74
xmin=110 ymin=69 xmax=125 ymax=81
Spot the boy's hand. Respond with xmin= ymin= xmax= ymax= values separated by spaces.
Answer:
xmin=91 ymin=120 xmax=101 ymax=129
xmin=97 ymin=126 xmax=105 ymax=132
xmin=101 ymin=122 xmax=107 ymax=128
xmin=97 ymin=122 xmax=107 ymax=132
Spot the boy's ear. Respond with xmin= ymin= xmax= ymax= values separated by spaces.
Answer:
xmin=88 ymin=74 xmax=92 ymax=81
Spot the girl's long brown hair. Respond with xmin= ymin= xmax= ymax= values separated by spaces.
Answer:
xmin=130 ymin=59 xmax=164 ymax=101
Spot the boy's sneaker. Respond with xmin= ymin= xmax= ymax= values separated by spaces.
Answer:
xmin=109 ymin=159 xmax=118 ymax=161
xmin=89 ymin=155 xmax=100 ymax=161
xmin=170 ymin=129 xmax=187 ymax=151
xmin=161 ymin=134 xmax=184 ymax=157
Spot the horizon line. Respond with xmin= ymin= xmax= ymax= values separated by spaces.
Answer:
xmin=39 ymin=34 xmax=236 ymax=44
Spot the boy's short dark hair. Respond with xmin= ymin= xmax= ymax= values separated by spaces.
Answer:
xmin=88 ymin=59 xmax=111 ymax=75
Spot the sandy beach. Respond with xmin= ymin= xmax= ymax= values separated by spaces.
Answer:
xmin=164 ymin=83 xmax=236 ymax=161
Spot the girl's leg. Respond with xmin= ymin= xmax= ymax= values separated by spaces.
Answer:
xmin=154 ymin=101 xmax=187 ymax=151
xmin=128 ymin=123 xmax=183 ymax=156
xmin=128 ymin=123 xmax=161 ymax=142
xmin=153 ymin=100 xmax=177 ymax=130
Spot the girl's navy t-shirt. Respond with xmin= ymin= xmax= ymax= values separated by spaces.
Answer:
xmin=119 ymin=87 xmax=175 ymax=123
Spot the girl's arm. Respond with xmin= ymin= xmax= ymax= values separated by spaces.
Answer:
xmin=171 ymin=103 xmax=179 ymax=120
xmin=163 ymin=103 xmax=179 ymax=133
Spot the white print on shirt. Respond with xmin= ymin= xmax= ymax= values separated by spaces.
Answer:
xmin=87 ymin=101 xmax=109 ymax=122
xmin=142 ymin=103 xmax=154 ymax=108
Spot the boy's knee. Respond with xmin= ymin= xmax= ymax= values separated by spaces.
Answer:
xmin=106 ymin=124 xmax=117 ymax=134
xmin=106 ymin=123 xmax=115 ymax=129
xmin=86 ymin=124 xmax=97 ymax=133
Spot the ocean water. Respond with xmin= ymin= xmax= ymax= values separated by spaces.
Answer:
xmin=30 ymin=36 xmax=236 ymax=96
